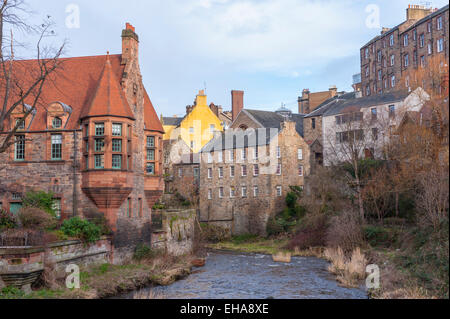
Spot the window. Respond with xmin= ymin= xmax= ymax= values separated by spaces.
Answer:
xmin=404 ymin=54 xmax=409 ymax=67
xmin=389 ymin=34 xmax=394 ymax=46
xmin=178 ymin=168 xmax=183 ymax=177
xmin=127 ymin=198 xmax=132 ymax=218
xmin=372 ymin=128 xmax=378 ymax=141
xmin=95 ymin=139 xmax=105 ymax=152
xmin=94 ymin=154 xmax=104 ymax=169
xmin=112 ymin=155 xmax=122 ymax=169
xmin=194 ymin=167 xmax=199 ymax=177
xmin=112 ymin=139 xmax=122 ymax=152
xmin=437 ymin=38 xmax=444 ymax=53
xmin=230 ymin=166 xmax=235 ymax=177
xmin=378 ymin=70 xmax=382 ymax=81
xmin=276 ymin=146 xmax=281 ymax=159
xmin=207 ymin=153 xmax=213 ymax=164
xmin=241 ymin=149 xmax=247 ymax=161
xmin=209 ymin=124 xmax=215 ymax=133
xmin=189 ymin=127 xmax=194 ymax=134
xmin=95 ymin=123 xmax=104 ymax=136
xmin=364 ymin=48 xmax=369 ymax=59
xmin=230 ymin=187 xmax=236 ymax=198
xmin=253 ymin=186 xmax=259 ymax=197
xmin=112 ymin=123 xmax=122 ymax=136
xmin=420 ymin=55 xmax=425 ymax=68
xmin=14 ymin=135 xmax=25 ymax=161
xmin=377 ymin=50 xmax=381 ymax=62
xmin=147 ymin=136 xmax=155 ymax=148
xmin=229 ymin=150 xmax=234 ymax=162
xmin=365 ymin=66 xmax=370 ymax=77
xmin=276 ymin=186 xmax=282 ymax=197
xmin=241 ymin=165 xmax=247 ymax=177
xmin=371 ymin=108 xmax=377 ymax=121
xmin=219 ymin=187 xmax=224 ymax=198
xmin=298 ymin=148 xmax=303 ymax=160
xmin=241 ymin=187 xmax=247 ymax=198
xmin=51 ymin=134 xmax=62 ymax=160
xmin=276 ymin=163 xmax=282 ymax=175
xmin=147 ymin=149 xmax=155 ymax=161
xmin=253 ymin=165 xmax=259 ymax=176
xmin=85 ymin=124 xmax=89 ymax=137
xmin=298 ymin=165 xmax=304 ymax=177
xmin=52 ymin=117 xmax=62 ymax=129
xmin=391 ymin=75 xmax=396 ymax=88
xmin=208 ymin=189 xmax=212 ymax=200
xmin=218 ymin=151 xmax=223 ymax=163
xmin=254 ymin=148 xmax=258 ymax=160
xmin=311 ymin=118 xmax=316 ymax=129
xmin=428 ymin=42 xmax=432 ymax=55
xmin=146 ymin=163 xmax=155 ymax=175
xmin=366 ymin=85 xmax=371 ymax=96
xmin=403 ymin=34 xmax=408 ymax=47
xmin=390 ymin=55 xmax=395 ymax=66
xmin=218 ymin=167 xmax=224 ymax=178
xmin=419 ymin=34 xmax=424 ymax=47
xmin=427 ymin=22 xmax=431 ymax=33
xmin=52 ymin=199 xmax=61 ymax=220
xmin=413 ymin=29 xmax=417 ymax=40
xmin=436 ymin=16 xmax=443 ymax=30
xmin=208 ymin=168 xmax=212 ymax=179
xmin=389 ymin=105 xmax=395 ymax=118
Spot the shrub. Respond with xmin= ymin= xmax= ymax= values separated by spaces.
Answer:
xmin=200 ymin=223 xmax=230 ymax=243
xmin=60 ymin=217 xmax=101 ymax=243
xmin=326 ymin=211 xmax=364 ymax=253
xmin=17 ymin=207 xmax=57 ymax=231
xmin=286 ymin=214 xmax=328 ymax=250
xmin=363 ymin=225 xmax=391 ymax=247
xmin=22 ymin=191 xmax=56 ymax=217
xmin=83 ymin=208 xmax=112 ymax=236
xmin=0 ymin=210 xmax=17 ymax=231
xmin=266 ymin=216 xmax=285 ymax=237
xmin=133 ymin=243 xmax=161 ymax=261
xmin=152 ymin=203 xmax=166 ymax=210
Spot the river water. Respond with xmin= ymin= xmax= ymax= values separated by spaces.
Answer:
xmin=119 ymin=251 xmax=367 ymax=299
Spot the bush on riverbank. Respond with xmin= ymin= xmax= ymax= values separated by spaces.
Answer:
xmin=60 ymin=217 xmax=102 ymax=244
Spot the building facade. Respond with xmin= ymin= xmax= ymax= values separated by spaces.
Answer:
xmin=360 ymin=5 xmax=449 ymax=97
xmin=199 ymin=108 xmax=310 ymax=236
xmin=0 ymin=23 xmax=164 ymax=258
xmin=298 ymin=86 xmax=340 ymax=114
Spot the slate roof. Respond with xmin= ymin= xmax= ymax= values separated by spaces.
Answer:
xmin=305 ymin=92 xmax=356 ymax=118
xmin=323 ymin=90 xmax=410 ymax=117
xmin=162 ymin=117 xmax=184 ymax=126
xmin=244 ymin=109 xmax=305 ymax=137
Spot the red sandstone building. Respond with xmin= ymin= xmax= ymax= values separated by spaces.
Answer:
xmin=0 ymin=23 xmax=164 ymax=254
xmin=360 ymin=4 xmax=449 ymax=97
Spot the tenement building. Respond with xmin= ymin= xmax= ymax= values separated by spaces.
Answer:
xmin=0 ymin=23 xmax=164 ymax=259
xmin=360 ymin=4 xmax=449 ymax=97
xmin=199 ymin=107 xmax=310 ymax=236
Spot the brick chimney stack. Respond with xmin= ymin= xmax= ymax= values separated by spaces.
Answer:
xmin=121 ymin=23 xmax=139 ymax=65
xmin=406 ymin=4 xmax=432 ymax=21
xmin=231 ymin=90 xmax=244 ymax=121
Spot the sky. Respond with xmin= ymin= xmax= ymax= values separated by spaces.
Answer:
xmin=12 ymin=0 xmax=449 ymax=117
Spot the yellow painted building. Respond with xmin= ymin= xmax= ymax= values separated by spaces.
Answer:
xmin=162 ymin=90 xmax=224 ymax=153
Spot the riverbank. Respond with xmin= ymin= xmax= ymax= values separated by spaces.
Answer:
xmin=0 ymin=254 xmax=193 ymax=299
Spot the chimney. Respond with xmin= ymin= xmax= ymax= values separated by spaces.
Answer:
xmin=121 ymin=22 xmax=139 ymax=65
xmin=298 ymin=89 xmax=310 ymax=114
xmin=231 ymin=90 xmax=244 ymax=121
xmin=329 ymin=85 xmax=338 ymax=97
xmin=406 ymin=4 xmax=432 ymax=21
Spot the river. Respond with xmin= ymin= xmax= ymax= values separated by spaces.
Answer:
xmin=117 ymin=251 xmax=367 ymax=299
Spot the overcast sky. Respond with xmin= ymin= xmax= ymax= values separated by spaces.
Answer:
xmin=15 ymin=0 xmax=449 ymax=117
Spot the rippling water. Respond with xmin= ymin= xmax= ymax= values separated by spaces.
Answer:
xmin=119 ymin=251 xmax=367 ymax=299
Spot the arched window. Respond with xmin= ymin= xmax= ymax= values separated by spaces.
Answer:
xmin=52 ymin=117 xmax=62 ymax=129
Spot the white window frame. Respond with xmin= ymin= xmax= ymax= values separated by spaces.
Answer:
xmin=253 ymin=164 xmax=259 ymax=177
xmin=241 ymin=186 xmax=247 ymax=198
xmin=298 ymin=165 xmax=304 ymax=177
xmin=253 ymin=186 xmax=259 ymax=197
xmin=208 ymin=168 xmax=212 ymax=179
xmin=390 ymin=55 xmax=395 ymax=66
xmin=276 ymin=163 xmax=282 ymax=175
xmin=241 ymin=165 xmax=247 ymax=177
xmin=389 ymin=34 xmax=394 ymax=46
xmin=241 ymin=149 xmax=247 ymax=161
xmin=437 ymin=38 xmax=444 ymax=53
xmin=230 ymin=187 xmax=235 ymax=198
xmin=276 ymin=186 xmax=282 ymax=197
xmin=208 ymin=189 xmax=212 ymax=200
xmin=218 ymin=151 xmax=223 ymax=163
xmin=218 ymin=167 xmax=224 ymax=178
xmin=437 ymin=16 xmax=443 ymax=30
xmin=230 ymin=166 xmax=235 ymax=178
xmin=276 ymin=146 xmax=281 ymax=159
xmin=297 ymin=148 xmax=303 ymax=160
xmin=403 ymin=34 xmax=408 ymax=47
xmin=229 ymin=150 xmax=234 ymax=162
xmin=207 ymin=153 xmax=213 ymax=164
xmin=219 ymin=187 xmax=224 ymax=198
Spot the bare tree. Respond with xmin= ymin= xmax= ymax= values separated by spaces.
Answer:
xmin=0 ymin=0 xmax=65 ymax=154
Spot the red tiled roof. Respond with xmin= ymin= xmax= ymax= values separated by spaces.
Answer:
xmin=1 ymin=54 xmax=163 ymax=132
xmin=80 ymin=55 xmax=134 ymax=120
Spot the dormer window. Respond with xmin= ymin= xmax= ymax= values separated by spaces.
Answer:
xmin=52 ymin=117 xmax=62 ymax=129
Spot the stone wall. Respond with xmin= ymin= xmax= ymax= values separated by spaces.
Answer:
xmin=151 ymin=209 xmax=196 ymax=256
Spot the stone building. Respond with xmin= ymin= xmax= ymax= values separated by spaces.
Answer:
xmin=303 ymin=91 xmax=356 ymax=167
xmin=298 ymin=86 xmax=340 ymax=114
xmin=360 ymin=4 xmax=449 ymax=97
xmin=321 ymin=88 xmax=427 ymax=166
xmin=199 ymin=108 xmax=310 ymax=236
xmin=0 ymin=23 xmax=164 ymax=260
